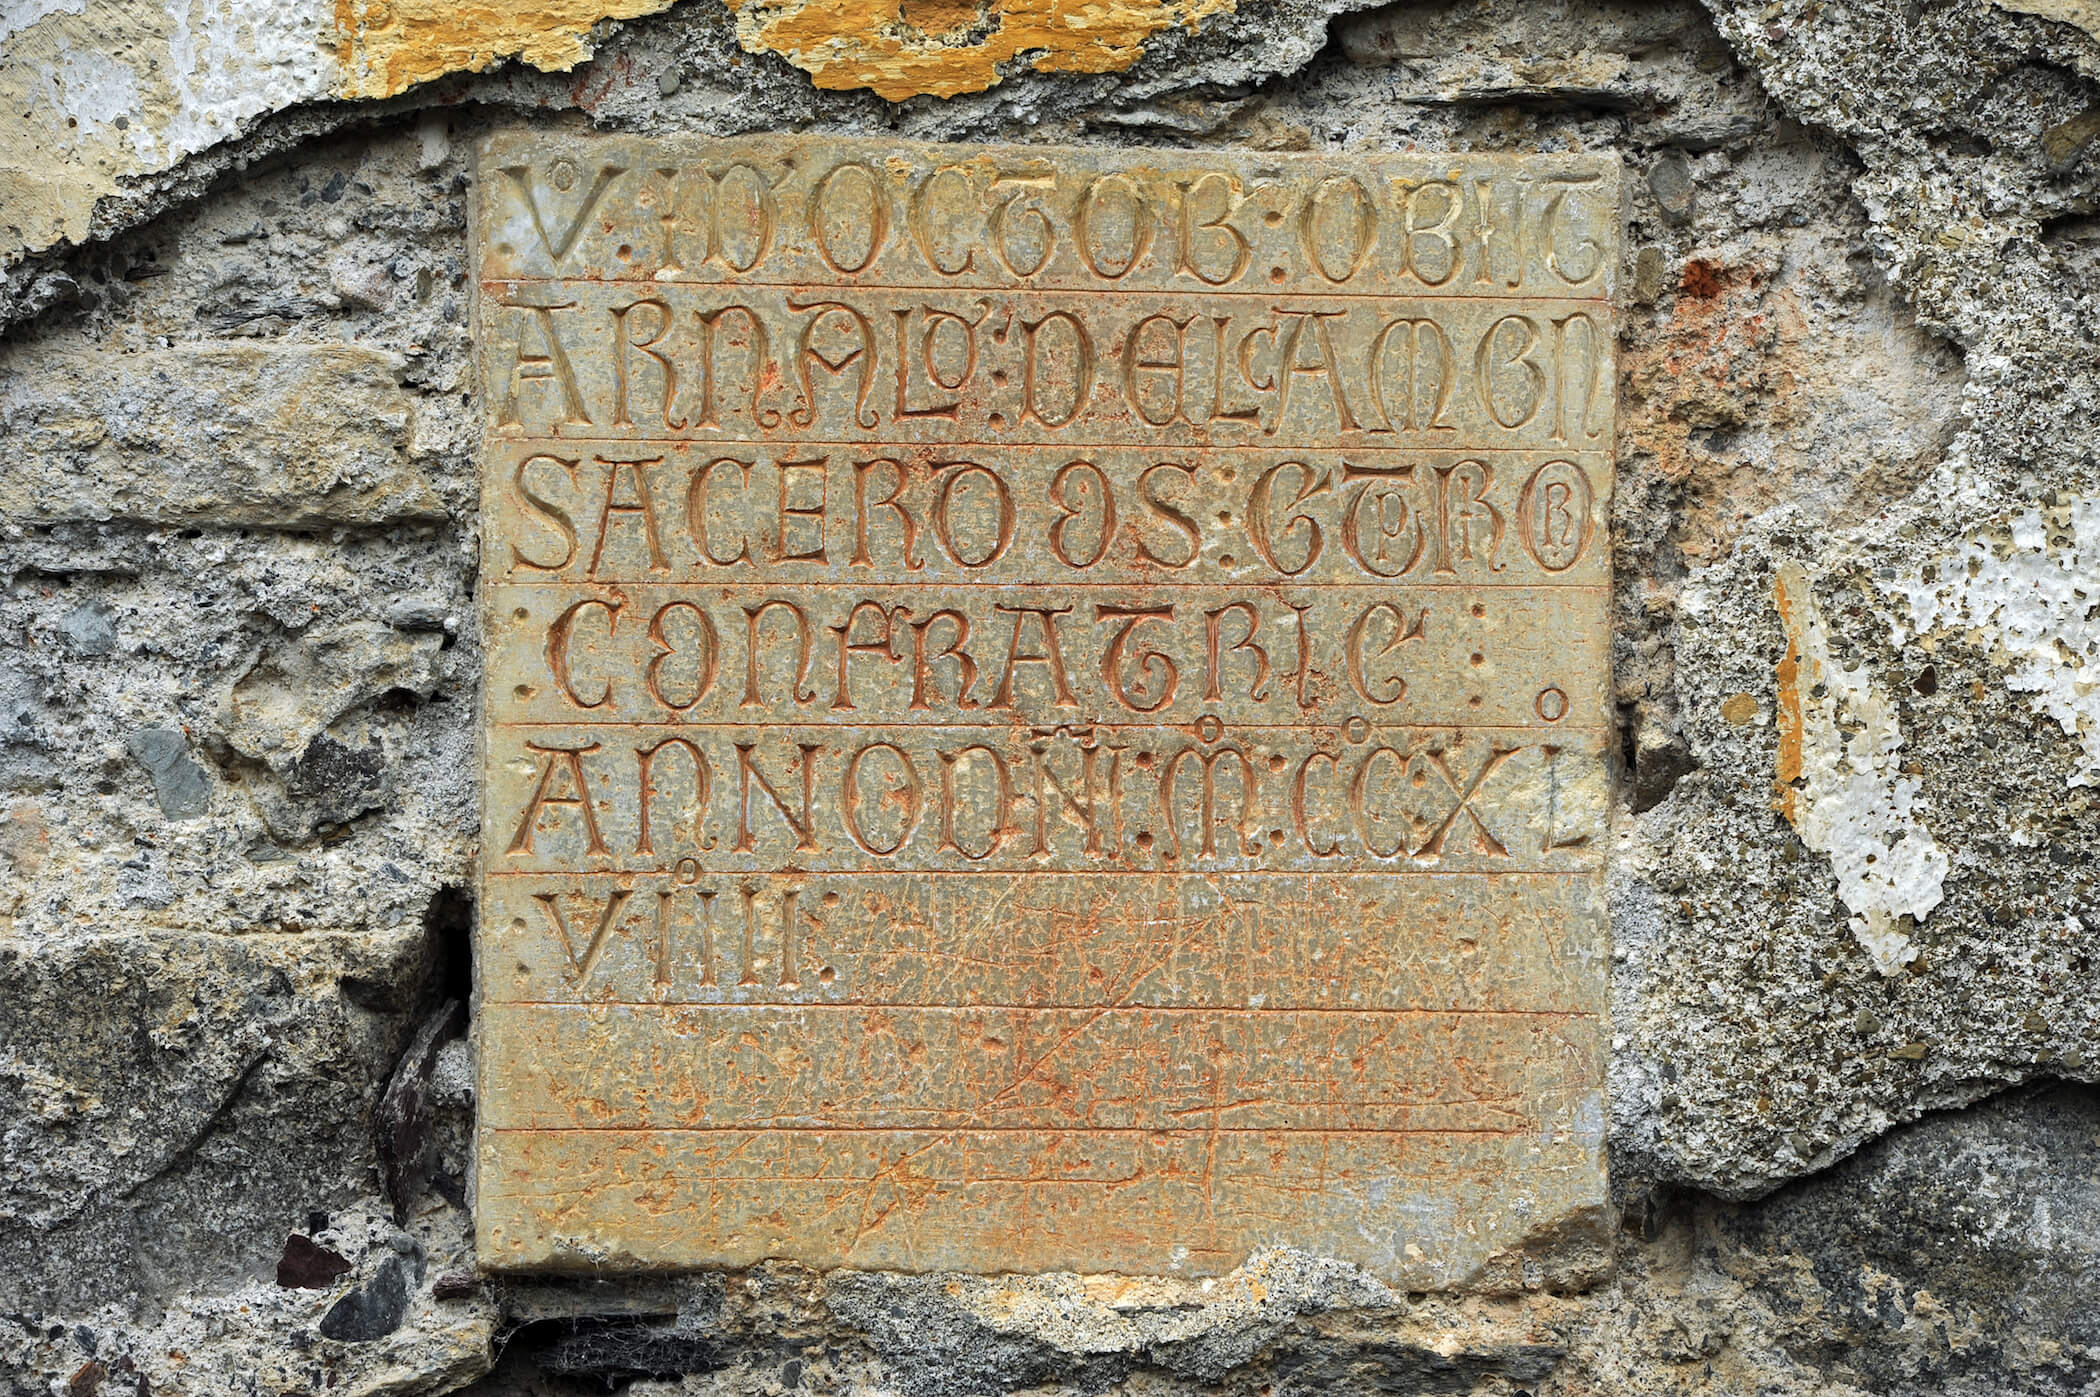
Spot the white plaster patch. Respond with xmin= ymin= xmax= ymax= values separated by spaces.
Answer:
xmin=33 ymin=38 xmax=141 ymax=147
xmin=158 ymin=0 xmax=335 ymax=165
xmin=0 ymin=0 xmax=81 ymax=44
xmin=1776 ymin=560 xmax=1950 ymax=973
xmin=1887 ymin=498 xmax=2100 ymax=787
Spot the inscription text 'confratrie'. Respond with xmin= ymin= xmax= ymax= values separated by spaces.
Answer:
xmin=471 ymin=133 xmax=1619 ymax=1283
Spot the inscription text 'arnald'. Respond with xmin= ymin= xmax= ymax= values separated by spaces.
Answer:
xmin=471 ymin=133 xmax=1619 ymax=1284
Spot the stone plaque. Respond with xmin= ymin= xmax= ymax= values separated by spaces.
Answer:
xmin=471 ymin=132 xmax=1618 ymax=1283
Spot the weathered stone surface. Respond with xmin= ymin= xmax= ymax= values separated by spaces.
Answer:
xmin=1 ymin=0 xmax=2098 ymax=1390
xmin=1567 ymin=1084 xmax=2100 ymax=1397
xmin=472 ymin=133 xmax=1617 ymax=1283
xmin=0 ymin=0 xmax=682 ymax=266
xmin=0 ymin=0 xmax=1380 ymax=321
xmin=0 ymin=927 xmax=427 ymax=1310
xmin=1607 ymin=0 xmax=2100 ymax=1204
xmin=0 ymin=343 xmax=442 ymax=527
xmin=124 ymin=725 xmax=212 ymax=818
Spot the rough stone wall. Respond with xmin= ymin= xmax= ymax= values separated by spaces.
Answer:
xmin=4 ymin=0 xmax=2100 ymax=1392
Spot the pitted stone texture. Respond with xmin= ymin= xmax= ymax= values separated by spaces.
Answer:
xmin=0 ymin=343 xmax=442 ymax=527
xmin=1604 ymin=0 xmax=2100 ymax=1202
xmin=0 ymin=0 xmax=1391 ymax=327
xmin=1564 ymin=1084 xmax=2100 ymax=1397
xmin=0 ymin=928 xmax=432 ymax=1312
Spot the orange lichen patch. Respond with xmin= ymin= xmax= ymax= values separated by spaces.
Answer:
xmin=334 ymin=0 xmax=681 ymax=100
xmin=720 ymin=0 xmax=1237 ymax=101
xmin=902 ymin=0 xmax=985 ymax=31
xmin=1772 ymin=566 xmax=1806 ymax=822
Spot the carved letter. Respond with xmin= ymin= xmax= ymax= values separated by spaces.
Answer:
xmin=1027 ymin=736 xmax=1123 ymax=856
xmin=1174 ymin=173 xmax=1253 ymax=286
xmin=588 ymin=456 xmax=670 ymax=577
xmin=1203 ymin=602 xmax=1272 ymax=702
xmin=1469 ymin=176 xmax=1530 ymax=289
xmin=510 ymin=453 xmax=580 ymax=571
xmin=1394 ymin=179 xmax=1463 ymax=287
xmin=937 ymin=743 xmax=1017 ymax=859
xmin=1345 ymin=601 xmax=1427 ymax=705
xmin=1269 ymin=309 xmax=1360 ymax=435
xmin=908 ymin=608 xmax=979 ymax=710
xmin=1298 ymin=175 xmax=1376 ymax=284
xmin=546 ymin=597 xmax=622 ymax=709
xmin=532 ymin=887 xmax=633 ymax=984
xmin=688 ymin=456 xmax=755 ymax=567
xmin=991 ymin=605 xmax=1079 ymax=708
xmin=1542 ymin=174 xmax=1607 ymax=287
xmin=706 ymin=162 xmax=778 ymax=272
xmin=931 ymin=462 xmax=1016 ymax=568
xmin=988 ymin=170 xmax=1057 ymax=277
xmin=830 ymin=600 xmax=900 ymax=711
xmin=734 ymin=742 xmax=821 ymax=852
xmin=1475 ymin=315 xmax=1546 ymax=431
xmin=1074 ymin=171 xmax=1153 ymax=279
xmin=843 ymin=741 xmax=921 ymax=855
xmin=1430 ymin=460 xmax=1505 ymax=576
xmin=1339 ymin=462 xmax=1425 ymax=578
xmin=496 ymin=301 xmax=591 ymax=431
xmin=1135 ymin=463 xmax=1201 ymax=568
xmin=789 ymin=299 xmax=880 ymax=430
xmin=501 ymin=161 xmax=624 ymax=263
xmin=1048 ymin=460 xmax=1118 ymax=569
xmin=1160 ymin=745 xmax=1257 ymax=859
xmin=1019 ymin=311 xmax=1094 ymax=429
xmin=692 ymin=304 xmax=776 ymax=430
xmin=1095 ymin=605 xmax=1179 ymax=713
xmin=1417 ymin=743 xmax=1520 ymax=858
xmin=910 ymin=165 xmax=980 ymax=276
xmin=635 ymin=736 xmax=714 ymax=855
xmin=1517 ymin=460 xmax=1595 ymax=572
xmin=741 ymin=600 xmax=818 ymax=707
xmin=774 ymin=456 xmax=829 ymax=564
xmin=807 ymin=161 xmax=889 ymax=273
xmin=1365 ymin=318 xmax=1456 ymax=434
xmin=893 ymin=302 xmax=986 ymax=422
xmin=1245 ymin=461 xmax=1327 ymax=576
xmin=645 ymin=600 xmax=720 ymax=711
xmin=508 ymin=742 xmax=608 ymax=855
xmin=1292 ymin=751 xmax=1342 ymax=857
xmin=610 ymin=299 xmax=685 ymax=430
xmin=1122 ymin=313 xmax=1195 ymax=426
xmin=852 ymin=457 xmax=924 ymax=570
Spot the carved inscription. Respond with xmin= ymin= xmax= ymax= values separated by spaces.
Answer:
xmin=473 ymin=133 xmax=1619 ymax=1284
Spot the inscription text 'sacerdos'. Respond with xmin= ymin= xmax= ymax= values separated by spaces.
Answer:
xmin=472 ymin=134 xmax=1618 ymax=1284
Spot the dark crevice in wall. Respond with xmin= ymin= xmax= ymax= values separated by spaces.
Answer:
xmin=427 ymin=883 xmax=476 ymax=1008
xmin=369 ymin=886 xmax=473 ymax=1221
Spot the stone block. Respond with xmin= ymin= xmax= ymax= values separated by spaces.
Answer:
xmin=469 ymin=131 xmax=1619 ymax=1285
xmin=0 ymin=343 xmax=442 ymax=527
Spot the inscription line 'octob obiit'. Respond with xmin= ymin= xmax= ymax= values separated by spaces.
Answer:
xmin=472 ymin=131 xmax=1618 ymax=1284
